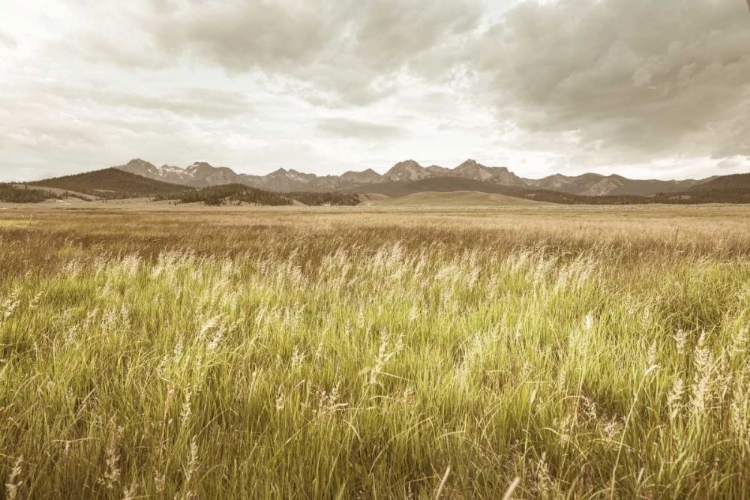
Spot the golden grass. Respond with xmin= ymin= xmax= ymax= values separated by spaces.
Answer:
xmin=1 ymin=205 xmax=749 ymax=498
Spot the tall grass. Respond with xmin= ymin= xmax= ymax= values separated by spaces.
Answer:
xmin=1 ymin=208 xmax=749 ymax=498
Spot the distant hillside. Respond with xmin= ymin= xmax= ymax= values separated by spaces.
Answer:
xmin=348 ymin=177 xmax=529 ymax=198
xmin=347 ymin=177 xmax=640 ymax=204
xmin=372 ymin=190 xmax=543 ymax=207
xmin=0 ymin=184 xmax=61 ymax=203
xmin=157 ymin=184 xmax=361 ymax=207
xmin=13 ymin=184 xmax=99 ymax=201
xmin=688 ymin=173 xmax=750 ymax=193
xmin=157 ymin=184 xmax=292 ymax=206
xmin=525 ymin=173 xmax=706 ymax=196
xmin=30 ymin=168 xmax=186 ymax=199
xmin=286 ymin=192 xmax=360 ymax=206
xmin=352 ymin=176 xmax=750 ymax=205
xmin=29 ymin=159 xmax=750 ymax=205
xmin=526 ymin=187 xmax=750 ymax=205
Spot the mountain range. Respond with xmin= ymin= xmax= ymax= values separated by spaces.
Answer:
xmin=3 ymin=160 xmax=748 ymax=206
xmin=117 ymin=159 xmax=712 ymax=197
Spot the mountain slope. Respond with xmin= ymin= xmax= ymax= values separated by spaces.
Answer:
xmin=347 ymin=178 xmax=618 ymax=204
xmin=117 ymin=159 xmax=357 ymax=192
xmin=453 ymin=159 xmax=527 ymax=186
xmin=114 ymin=157 xmax=715 ymax=197
xmin=383 ymin=160 xmax=432 ymax=182
xmin=372 ymin=190 xmax=543 ymax=207
xmin=346 ymin=177 xmax=530 ymax=198
xmin=157 ymin=184 xmax=292 ymax=206
xmin=30 ymin=168 xmax=187 ymax=199
xmin=525 ymin=173 xmax=707 ymax=196
xmin=118 ymin=159 xmax=244 ymax=187
xmin=347 ymin=177 xmax=740 ymax=205
xmin=0 ymin=184 xmax=62 ymax=203
xmin=24 ymin=163 xmax=750 ymax=206
xmin=157 ymin=184 xmax=361 ymax=207
xmin=688 ymin=173 xmax=750 ymax=193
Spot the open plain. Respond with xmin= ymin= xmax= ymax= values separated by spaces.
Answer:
xmin=1 ymin=205 xmax=750 ymax=498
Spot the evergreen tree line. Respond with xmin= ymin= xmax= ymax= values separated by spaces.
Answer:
xmin=157 ymin=184 xmax=362 ymax=206
xmin=0 ymin=184 xmax=61 ymax=203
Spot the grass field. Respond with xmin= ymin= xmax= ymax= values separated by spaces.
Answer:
xmin=1 ymin=205 xmax=750 ymax=498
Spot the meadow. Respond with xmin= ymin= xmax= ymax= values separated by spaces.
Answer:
xmin=1 ymin=205 xmax=750 ymax=498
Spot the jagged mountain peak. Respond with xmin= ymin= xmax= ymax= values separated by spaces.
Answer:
xmin=117 ymin=158 xmax=160 ymax=178
xmin=113 ymin=157 xmax=715 ymax=197
xmin=126 ymin=158 xmax=155 ymax=168
xmin=387 ymin=160 xmax=426 ymax=173
xmin=393 ymin=159 xmax=421 ymax=167
xmin=341 ymin=168 xmax=382 ymax=181
xmin=453 ymin=159 xmax=523 ymax=185
xmin=187 ymin=161 xmax=214 ymax=170
xmin=385 ymin=160 xmax=429 ymax=182
xmin=456 ymin=159 xmax=481 ymax=168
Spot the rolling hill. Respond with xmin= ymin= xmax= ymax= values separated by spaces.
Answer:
xmin=524 ymin=173 xmax=708 ymax=196
xmin=346 ymin=177 xmax=583 ymax=203
xmin=286 ymin=192 xmax=360 ymax=206
xmin=0 ymin=184 xmax=62 ymax=203
xmin=19 ymin=169 xmax=360 ymax=206
xmin=688 ymin=173 xmax=750 ymax=193
xmin=157 ymin=184 xmax=292 ymax=206
xmin=351 ymin=175 xmax=750 ymax=205
xmin=157 ymin=184 xmax=361 ymax=207
xmin=29 ymin=168 xmax=188 ymax=199
xmin=372 ymin=191 xmax=544 ymax=207
xmin=347 ymin=177 xmax=530 ymax=198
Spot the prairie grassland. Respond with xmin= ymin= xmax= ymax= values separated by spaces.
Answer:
xmin=1 ymin=206 xmax=750 ymax=498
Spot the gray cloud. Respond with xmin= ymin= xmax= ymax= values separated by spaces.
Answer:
xmin=470 ymin=0 xmax=750 ymax=163
xmin=2 ymin=0 xmax=749 ymax=182
xmin=317 ymin=118 xmax=407 ymax=140
xmin=69 ymin=0 xmax=483 ymax=105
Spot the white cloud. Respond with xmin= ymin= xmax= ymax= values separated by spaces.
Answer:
xmin=469 ymin=0 xmax=750 ymax=166
xmin=0 ymin=0 xmax=748 ymax=182
xmin=65 ymin=0 xmax=484 ymax=105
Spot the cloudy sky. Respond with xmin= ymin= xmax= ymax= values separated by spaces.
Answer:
xmin=1 ymin=0 xmax=749 ymax=182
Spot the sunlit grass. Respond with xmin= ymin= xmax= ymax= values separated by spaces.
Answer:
xmin=1 ymin=207 xmax=749 ymax=498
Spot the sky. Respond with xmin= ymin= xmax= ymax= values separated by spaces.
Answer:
xmin=0 ymin=0 xmax=749 ymax=182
